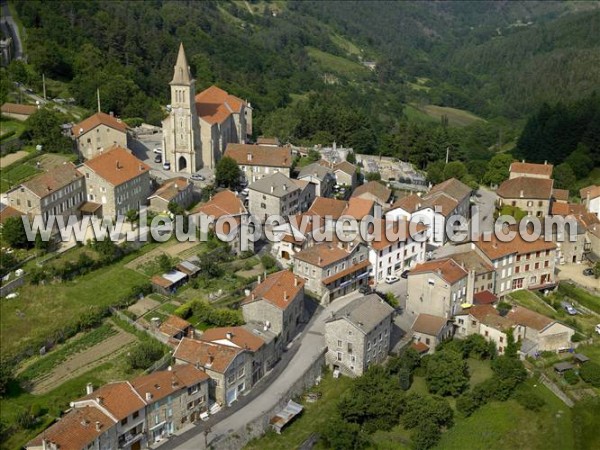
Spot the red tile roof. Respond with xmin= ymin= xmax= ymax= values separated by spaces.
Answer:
xmin=224 ymin=144 xmax=292 ymax=168
xmin=195 ymin=85 xmax=245 ymax=125
xmin=306 ymin=197 xmax=348 ymax=219
xmin=426 ymin=178 xmax=472 ymax=203
xmin=159 ymin=315 xmax=192 ymax=337
xmin=74 ymin=112 xmax=127 ymax=136
xmin=474 ymin=233 xmax=556 ymax=260
xmin=506 ymin=306 xmax=554 ymax=331
xmin=351 ymin=181 xmax=392 ymax=204
xmin=460 ymin=304 xmax=499 ymax=321
xmin=26 ymin=406 xmax=115 ymax=450
xmin=201 ymin=326 xmax=265 ymax=352
xmin=293 ymin=242 xmax=355 ymax=267
xmin=150 ymin=177 xmax=190 ymax=202
xmin=551 ymin=201 xmax=570 ymax=216
xmin=411 ymin=341 xmax=430 ymax=354
xmin=343 ymin=197 xmax=374 ymax=220
xmin=131 ymin=365 xmax=208 ymax=404
xmin=192 ymin=189 xmax=246 ymax=216
xmin=552 ymin=189 xmax=569 ymax=202
xmin=174 ymin=338 xmax=243 ymax=374
xmin=334 ymin=161 xmax=356 ymax=175
xmin=409 ymin=258 xmax=468 ymax=284
xmin=580 ymin=185 xmax=600 ymax=200
xmin=510 ymin=162 xmax=553 ymax=177
xmin=83 ymin=145 xmax=149 ymax=186
xmin=77 ymin=381 xmax=145 ymax=420
xmin=244 ymin=269 xmax=304 ymax=310
xmin=497 ymin=176 xmax=553 ymax=200
xmin=0 ymin=205 xmax=22 ymax=224
xmin=1 ymin=102 xmax=37 ymax=116
xmin=473 ymin=290 xmax=498 ymax=305
xmin=390 ymin=194 xmax=423 ymax=213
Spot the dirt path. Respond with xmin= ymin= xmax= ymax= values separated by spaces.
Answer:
xmin=125 ymin=241 xmax=200 ymax=272
xmin=0 ymin=150 xmax=28 ymax=168
xmin=30 ymin=328 xmax=137 ymax=394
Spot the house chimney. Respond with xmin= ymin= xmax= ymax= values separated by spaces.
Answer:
xmin=96 ymin=397 xmax=103 ymax=405
xmin=283 ymin=290 xmax=288 ymax=301
xmin=167 ymin=365 xmax=172 ymax=371
xmin=258 ymin=274 xmax=262 ymax=284
xmin=251 ymin=292 xmax=255 ymax=300
xmin=109 ymin=111 xmax=114 ymax=117
xmin=521 ymin=159 xmax=525 ymax=163
xmin=247 ymin=153 xmax=252 ymax=161
xmin=544 ymin=160 xmax=547 ymax=165
xmin=145 ymin=392 xmax=152 ymax=401
xmin=294 ymin=277 xmax=299 ymax=287
xmin=270 ymin=186 xmax=274 ymax=193
xmin=86 ymin=383 xmax=94 ymax=395
xmin=519 ymin=190 xmax=524 ymax=198
xmin=116 ymin=160 xmax=121 ymax=170
xmin=226 ymin=332 xmax=233 ymax=340
xmin=95 ymin=421 xmax=101 ymax=432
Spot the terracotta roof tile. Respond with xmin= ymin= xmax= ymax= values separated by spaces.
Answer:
xmin=552 ymin=189 xmax=569 ymax=202
xmin=201 ymin=326 xmax=265 ymax=352
xmin=343 ymin=197 xmax=374 ymax=220
xmin=510 ymin=162 xmax=553 ymax=177
xmin=1 ymin=102 xmax=37 ymax=116
xmin=334 ymin=161 xmax=357 ymax=175
xmin=449 ymin=251 xmax=494 ymax=275
xmin=195 ymin=86 xmax=245 ymax=125
xmin=21 ymin=162 xmax=83 ymax=198
xmin=132 ymin=365 xmax=208 ymax=404
xmin=506 ymin=306 xmax=553 ymax=331
xmin=0 ymin=205 xmax=22 ymax=224
xmin=174 ymin=338 xmax=243 ymax=373
xmin=243 ymin=270 xmax=304 ymax=310
xmin=351 ymin=181 xmax=392 ymax=204
xmin=83 ymin=145 xmax=149 ymax=186
xmin=580 ymin=185 xmax=600 ymax=200
xmin=306 ymin=197 xmax=347 ymax=219
xmin=159 ymin=315 xmax=192 ymax=337
xmin=73 ymin=112 xmax=127 ymax=136
xmin=26 ymin=406 xmax=115 ymax=450
xmin=426 ymin=178 xmax=471 ymax=203
xmin=412 ymin=314 xmax=448 ymax=336
xmin=150 ymin=177 xmax=191 ymax=202
xmin=411 ymin=341 xmax=430 ymax=353
xmin=551 ymin=201 xmax=570 ymax=216
xmin=192 ymin=189 xmax=246 ymax=216
xmin=497 ymin=176 xmax=553 ymax=199
xmin=409 ymin=258 xmax=468 ymax=284
xmin=256 ymin=137 xmax=280 ymax=146
xmin=390 ymin=194 xmax=423 ymax=213
xmin=224 ymin=143 xmax=292 ymax=168
xmin=474 ymin=233 xmax=556 ymax=260
xmin=473 ymin=290 xmax=498 ymax=305
xmin=459 ymin=304 xmax=499 ymax=321
xmin=293 ymin=242 xmax=354 ymax=267
xmin=77 ymin=381 xmax=145 ymax=420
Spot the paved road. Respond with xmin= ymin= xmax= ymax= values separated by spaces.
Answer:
xmin=160 ymin=292 xmax=362 ymax=450
xmin=473 ymin=187 xmax=498 ymax=236
xmin=1 ymin=0 xmax=24 ymax=60
xmin=556 ymin=263 xmax=600 ymax=292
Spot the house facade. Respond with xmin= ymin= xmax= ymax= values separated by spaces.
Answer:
xmin=580 ymin=185 xmax=600 ymax=218
xmin=247 ymin=172 xmax=305 ymax=221
xmin=497 ymin=176 xmax=553 ymax=218
xmin=298 ymin=163 xmax=336 ymax=198
xmin=411 ymin=313 xmax=453 ymax=354
xmin=148 ymin=177 xmax=194 ymax=213
xmin=325 ymin=295 xmax=395 ymax=376
xmin=79 ymin=146 xmax=151 ymax=218
xmin=73 ymin=111 xmax=128 ymax=160
xmin=224 ymin=143 xmax=292 ymax=184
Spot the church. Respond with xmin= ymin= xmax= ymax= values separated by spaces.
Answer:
xmin=162 ymin=43 xmax=253 ymax=173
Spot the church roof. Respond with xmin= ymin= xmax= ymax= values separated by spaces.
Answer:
xmin=171 ymin=43 xmax=193 ymax=85
xmin=195 ymin=86 xmax=246 ymax=125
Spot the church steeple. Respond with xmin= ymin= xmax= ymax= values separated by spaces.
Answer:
xmin=170 ymin=43 xmax=192 ymax=85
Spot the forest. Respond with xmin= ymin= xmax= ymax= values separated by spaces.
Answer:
xmin=1 ymin=1 xmax=599 ymax=187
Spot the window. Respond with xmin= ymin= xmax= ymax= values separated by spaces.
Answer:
xmin=515 ymin=266 xmax=520 ymax=274
xmin=133 ymin=411 xmax=139 ymax=419
xmin=121 ymin=417 xmax=128 ymax=426
xmin=425 ymin=338 xmax=430 ymax=345
xmin=485 ymin=330 xmax=489 ymax=337
xmin=337 ymin=352 xmax=343 ymax=361
xmin=500 ymin=337 xmax=504 ymax=343
xmin=238 ymin=383 xmax=245 ymax=392
xmin=337 ymin=340 xmax=342 ymax=348
xmin=471 ymin=320 xmax=477 ymax=326
xmin=167 ymin=408 xmax=173 ymax=417
xmin=347 ymin=343 xmax=353 ymax=353
xmin=187 ymin=401 xmax=193 ymax=410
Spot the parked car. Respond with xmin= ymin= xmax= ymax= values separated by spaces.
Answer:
xmin=163 ymin=162 xmax=171 ymax=170
xmin=153 ymin=147 xmax=162 ymax=154
xmin=561 ymin=302 xmax=577 ymax=315
xmin=385 ymin=275 xmax=399 ymax=284
xmin=191 ymin=173 xmax=205 ymax=181
xmin=596 ymin=324 xmax=600 ymax=335
xmin=400 ymin=269 xmax=410 ymax=279
xmin=359 ymin=285 xmax=372 ymax=294
xmin=582 ymin=268 xmax=594 ymax=276
xmin=241 ymin=188 xmax=250 ymax=196
xmin=154 ymin=154 xmax=162 ymax=163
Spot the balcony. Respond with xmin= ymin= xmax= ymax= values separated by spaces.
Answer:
xmin=118 ymin=430 xmax=143 ymax=448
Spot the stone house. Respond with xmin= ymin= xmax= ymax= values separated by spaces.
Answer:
xmin=454 ymin=304 xmax=516 ymax=355
xmin=509 ymin=161 xmax=553 ymax=180
xmin=411 ymin=313 xmax=453 ymax=354
xmin=6 ymin=162 xmax=86 ymax=234
xmin=73 ymin=111 xmax=128 ymax=160
xmin=190 ymin=189 xmax=253 ymax=254
xmin=351 ymin=181 xmax=392 ymax=207
xmin=298 ymin=162 xmax=336 ymax=198
xmin=292 ymin=241 xmax=370 ymax=302
xmin=406 ymin=258 xmax=469 ymax=321
xmin=200 ymin=325 xmax=278 ymax=385
xmin=173 ymin=338 xmax=252 ymax=406
xmin=224 ymin=143 xmax=292 ymax=184
xmin=79 ymin=145 xmax=151 ymax=218
xmin=247 ymin=172 xmax=309 ymax=221
xmin=580 ymin=185 xmax=600 ymax=219
xmin=448 ymin=250 xmax=495 ymax=296
xmin=332 ymin=160 xmax=358 ymax=189
xmin=158 ymin=315 xmax=194 ymax=342
xmin=241 ymin=270 xmax=305 ymax=345
xmin=497 ymin=176 xmax=553 ymax=218
xmin=148 ymin=177 xmax=194 ymax=213
xmin=325 ymin=294 xmax=395 ymax=376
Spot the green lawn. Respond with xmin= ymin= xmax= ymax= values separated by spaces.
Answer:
xmin=421 ymin=105 xmax=485 ymax=127
xmin=245 ymin=373 xmax=353 ymax=450
xmin=403 ymin=104 xmax=440 ymax=124
xmin=557 ymin=283 xmax=600 ymax=315
xmin=0 ymin=244 xmax=157 ymax=360
xmin=306 ymin=46 xmax=369 ymax=79
xmin=0 ymin=157 xmax=40 ymax=192
xmin=437 ymin=379 xmax=574 ymax=450
xmin=509 ymin=290 xmax=555 ymax=315
xmin=0 ymin=117 xmax=27 ymax=140
xmin=468 ymin=358 xmax=494 ymax=386
xmin=499 ymin=204 xmax=527 ymax=221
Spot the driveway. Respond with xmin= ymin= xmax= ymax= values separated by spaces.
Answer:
xmin=161 ymin=291 xmax=363 ymax=450
xmin=556 ymin=263 xmax=600 ymax=293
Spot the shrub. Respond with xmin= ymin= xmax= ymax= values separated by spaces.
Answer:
xmin=571 ymin=332 xmax=586 ymax=343
xmin=564 ymin=370 xmax=579 ymax=385
xmin=398 ymin=367 xmax=412 ymax=391
xmin=456 ymin=392 xmax=480 ymax=417
xmin=126 ymin=340 xmax=165 ymax=370
xmin=174 ymin=304 xmax=192 ymax=320
xmin=411 ymin=420 xmax=441 ymax=450
xmin=425 ymin=350 xmax=470 ymax=397
xmin=579 ymin=362 xmax=600 ymax=387
xmin=514 ymin=389 xmax=546 ymax=411
xmin=260 ymin=254 xmax=277 ymax=270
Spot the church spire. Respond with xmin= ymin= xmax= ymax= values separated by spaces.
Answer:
xmin=170 ymin=42 xmax=192 ymax=85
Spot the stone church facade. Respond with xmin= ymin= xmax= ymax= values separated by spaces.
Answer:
xmin=162 ymin=44 xmax=252 ymax=173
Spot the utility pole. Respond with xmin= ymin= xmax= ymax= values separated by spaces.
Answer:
xmin=97 ymin=88 xmax=101 ymax=113
xmin=445 ymin=146 xmax=450 ymax=164
xmin=42 ymin=73 xmax=46 ymax=100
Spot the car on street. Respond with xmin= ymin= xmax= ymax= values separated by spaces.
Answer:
xmin=400 ymin=269 xmax=410 ymax=279
xmin=241 ymin=188 xmax=250 ymax=196
xmin=154 ymin=154 xmax=162 ymax=163
xmin=153 ymin=147 xmax=162 ymax=154
xmin=163 ymin=162 xmax=170 ymax=170
xmin=385 ymin=275 xmax=399 ymax=284
xmin=582 ymin=268 xmax=594 ymax=276
xmin=191 ymin=173 xmax=204 ymax=181
xmin=596 ymin=324 xmax=600 ymax=335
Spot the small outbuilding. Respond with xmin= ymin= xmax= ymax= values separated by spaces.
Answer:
xmin=573 ymin=353 xmax=590 ymax=365
xmin=151 ymin=270 xmax=188 ymax=295
xmin=270 ymin=400 xmax=303 ymax=434
xmin=553 ymin=361 xmax=575 ymax=375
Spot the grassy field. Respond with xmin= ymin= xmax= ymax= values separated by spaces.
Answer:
xmin=557 ymin=283 xmax=600 ymax=315
xmin=245 ymin=372 xmax=353 ymax=450
xmin=509 ymin=290 xmax=555 ymax=315
xmin=403 ymin=104 xmax=440 ymax=124
xmin=306 ymin=46 xmax=368 ymax=79
xmin=331 ymin=33 xmax=362 ymax=57
xmin=0 ymin=156 xmax=40 ymax=192
xmin=0 ymin=244 xmax=156 ymax=360
xmin=421 ymin=105 xmax=485 ymax=127
xmin=0 ymin=117 xmax=27 ymax=140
